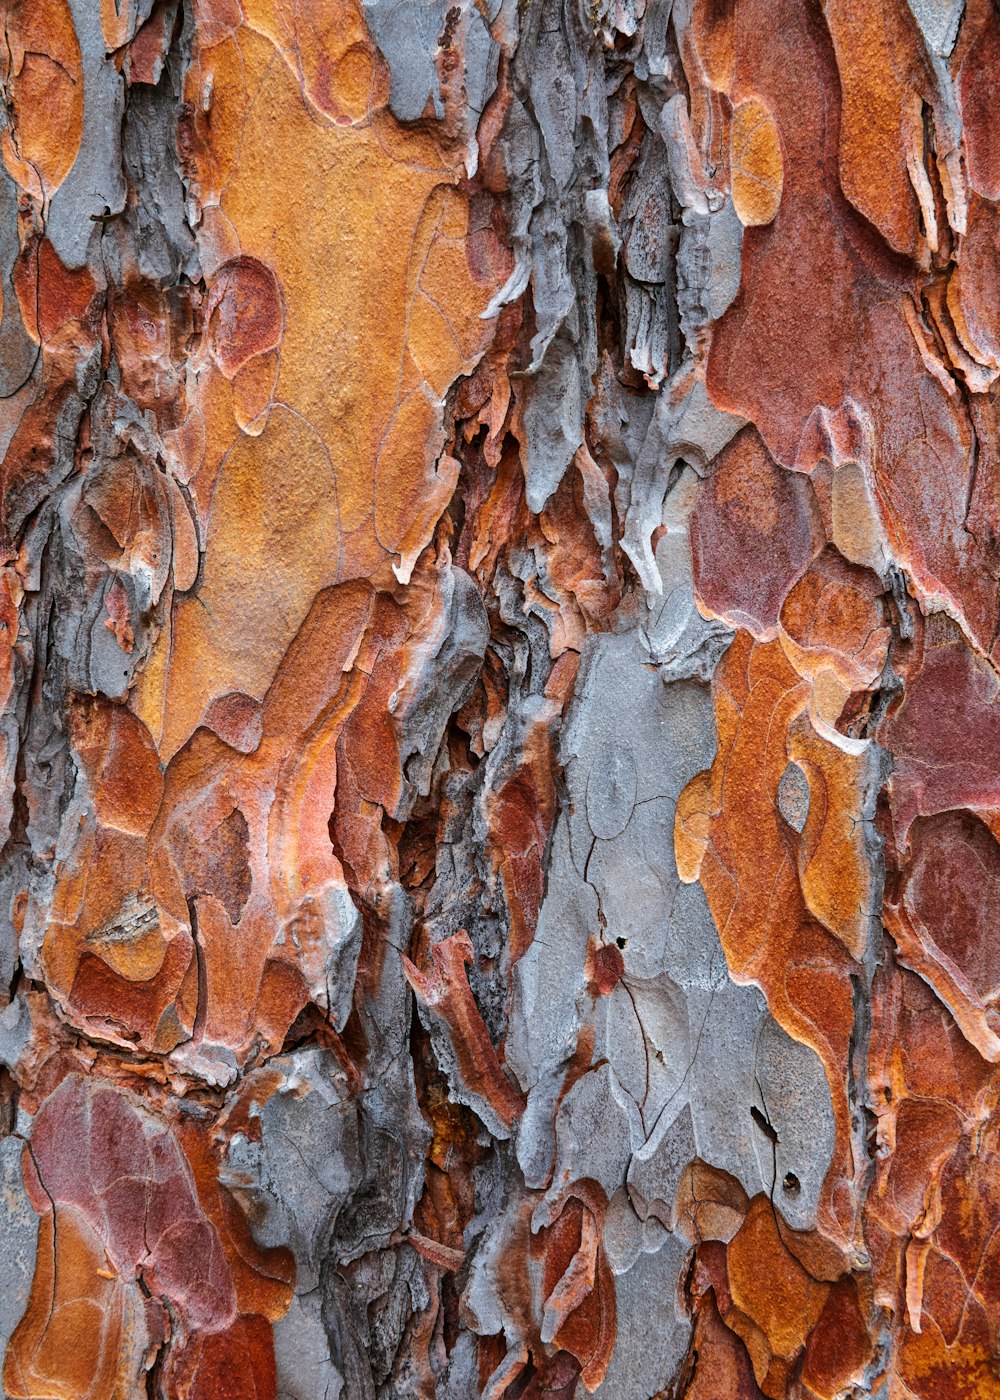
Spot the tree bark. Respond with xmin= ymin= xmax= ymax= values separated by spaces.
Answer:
xmin=0 ymin=0 xmax=995 ymax=1397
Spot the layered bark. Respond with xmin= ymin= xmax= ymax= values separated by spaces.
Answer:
xmin=0 ymin=1 xmax=997 ymax=1397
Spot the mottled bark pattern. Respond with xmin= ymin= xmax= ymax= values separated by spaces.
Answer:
xmin=0 ymin=0 xmax=996 ymax=1397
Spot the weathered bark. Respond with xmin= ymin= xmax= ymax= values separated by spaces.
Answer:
xmin=0 ymin=0 xmax=997 ymax=1396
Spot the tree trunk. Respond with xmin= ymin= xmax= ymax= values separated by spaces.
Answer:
xmin=0 ymin=0 xmax=995 ymax=1396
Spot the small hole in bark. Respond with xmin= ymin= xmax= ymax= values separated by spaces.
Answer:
xmin=616 ymin=936 xmax=628 ymax=949
xmin=783 ymin=1171 xmax=801 ymax=1195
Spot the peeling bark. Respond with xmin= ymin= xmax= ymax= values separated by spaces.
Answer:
xmin=0 ymin=1 xmax=998 ymax=1397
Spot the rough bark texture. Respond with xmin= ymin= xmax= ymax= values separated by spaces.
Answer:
xmin=0 ymin=0 xmax=997 ymax=1396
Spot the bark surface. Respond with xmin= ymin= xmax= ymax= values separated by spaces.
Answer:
xmin=0 ymin=1 xmax=996 ymax=1397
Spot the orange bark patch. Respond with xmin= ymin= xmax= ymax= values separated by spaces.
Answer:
xmin=730 ymin=97 xmax=783 ymax=227
xmin=0 ymin=0 xmax=84 ymax=199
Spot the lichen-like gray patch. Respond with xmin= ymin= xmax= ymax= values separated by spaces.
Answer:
xmin=778 ymin=760 xmax=811 ymax=833
xmin=0 ymin=1136 xmax=39 ymax=1379
xmin=48 ymin=0 xmax=127 ymax=269
xmin=907 ymin=0 xmax=964 ymax=55
xmin=223 ymin=1050 xmax=362 ymax=1286
xmin=363 ymin=0 xmax=449 ymax=121
xmin=586 ymin=1235 xmax=691 ymax=1399
xmin=362 ymin=0 xmax=499 ymax=172
xmin=487 ymin=487 xmax=836 ymax=1387
xmin=0 ymin=163 xmax=36 ymax=398
xmin=274 ymin=1291 xmax=345 ymax=1400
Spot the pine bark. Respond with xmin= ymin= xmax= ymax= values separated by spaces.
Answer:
xmin=0 ymin=1 xmax=996 ymax=1397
